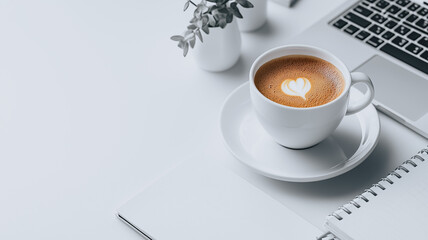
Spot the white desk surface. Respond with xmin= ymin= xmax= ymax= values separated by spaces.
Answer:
xmin=1 ymin=0 xmax=427 ymax=239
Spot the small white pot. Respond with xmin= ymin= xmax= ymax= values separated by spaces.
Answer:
xmin=193 ymin=20 xmax=241 ymax=72
xmin=237 ymin=0 xmax=268 ymax=32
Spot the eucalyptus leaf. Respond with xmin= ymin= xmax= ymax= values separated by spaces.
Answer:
xmin=236 ymin=0 xmax=254 ymax=8
xmin=202 ymin=24 xmax=210 ymax=34
xmin=219 ymin=13 xmax=228 ymax=22
xmin=171 ymin=35 xmax=184 ymax=41
xmin=215 ymin=2 xmax=225 ymax=8
xmin=189 ymin=37 xmax=196 ymax=48
xmin=218 ymin=18 xmax=227 ymax=28
xmin=178 ymin=41 xmax=184 ymax=49
xmin=183 ymin=42 xmax=189 ymax=57
xmin=195 ymin=20 xmax=202 ymax=28
xmin=197 ymin=4 xmax=209 ymax=14
xmin=211 ymin=8 xmax=220 ymax=16
xmin=183 ymin=1 xmax=190 ymax=11
xmin=207 ymin=14 xmax=216 ymax=26
xmin=209 ymin=5 xmax=218 ymax=12
xmin=184 ymin=32 xmax=195 ymax=41
xmin=194 ymin=5 xmax=203 ymax=17
xmin=202 ymin=15 xmax=209 ymax=26
xmin=229 ymin=3 xmax=243 ymax=18
xmin=187 ymin=24 xmax=197 ymax=30
xmin=218 ymin=7 xmax=229 ymax=14
xmin=190 ymin=17 xmax=198 ymax=23
xmin=195 ymin=29 xmax=203 ymax=42
xmin=213 ymin=11 xmax=227 ymax=22
xmin=226 ymin=13 xmax=233 ymax=23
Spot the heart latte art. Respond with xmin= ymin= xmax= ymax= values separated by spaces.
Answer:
xmin=281 ymin=77 xmax=311 ymax=100
xmin=254 ymin=55 xmax=345 ymax=108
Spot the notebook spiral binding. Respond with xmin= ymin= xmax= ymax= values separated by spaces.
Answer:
xmin=328 ymin=147 xmax=428 ymax=221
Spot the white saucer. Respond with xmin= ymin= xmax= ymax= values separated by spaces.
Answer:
xmin=220 ymin=82 xmax=380 ymax=182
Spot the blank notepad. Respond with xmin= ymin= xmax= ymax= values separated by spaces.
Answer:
xmin=118 ymin=156 xmax=321 ymax=240
xmin=324 ymin=148 xmax=428 ymax=240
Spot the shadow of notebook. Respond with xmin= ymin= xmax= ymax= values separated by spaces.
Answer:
xmin=117 ymin=155 xmax=321 ymax=239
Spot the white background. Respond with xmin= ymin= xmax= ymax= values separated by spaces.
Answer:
xmin=1 ymin=0 xmax=427 ymax=239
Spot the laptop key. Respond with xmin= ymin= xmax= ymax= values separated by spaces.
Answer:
xmin=367 ymin=36 xmax=384 ymax=47
xmin=405 ymin=14 xmax=418 ymax=23
xmin=418 ymin=37 xmax=428 ymax=48
xmin=421 ymin=51 xmax=428 ymax=61
xmin=397 ymin=10 xmax=410 ymax=18
xmin=405 ymin=43 xmax=423 ymax=55
xmin=356 ymin=30 xmax=371 ymax=40
xmin=387 ymin=5 xmax=401 ymax=14
xmin=371 ymin=13 xmax=388 ymax=23
xmin=382 ymin=31 xmax=395 ymax=40
xmin=344 ymin=12 xmax=371 ymax=28
xmin=385 ymin=20 xmax=398 ymax=29
xmin=333 ymin=19 xmax=348 ymax=29
xmin=344 ymin=24 xmax=360 ymax=35
xmin=408 ymin=3 xmax=420 ymax=11
xmin=380 ymin=43 xmax=428 ymax=74
xmin=392 ymin=36 xmax=409 ymax=47
xmin=395 ymin=0 xmax=410 ymax=7
xmin=369 ymin=24 xmax=385 ymax=34
xmin=417 ymin=7 xmax=428 ymax=16
xmin=376 ymin=0 xmax=390 ymax=9
xmin=415 ymin=19 xmax=428 ymax=29
xmin=365 ymin=0 xmax=376 ymax=3
xmin=408 ymin=31 xmax=421 ymax=41
xmin=394 ymin=25 xmax=411 ymax=35
xmin=354 ymin=5 xmax=373 ymax=17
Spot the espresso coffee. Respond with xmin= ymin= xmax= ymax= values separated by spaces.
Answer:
xmin=254 ymin=55 xmax=345 ymax=108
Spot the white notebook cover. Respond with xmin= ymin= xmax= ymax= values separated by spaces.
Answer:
xmin=325 ymin=150 xmax=428 ymax=240
xmin=117 ymin=156 xmax=321 ymax=239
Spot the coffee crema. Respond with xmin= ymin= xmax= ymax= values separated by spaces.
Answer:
xmin=254 ymin=55 xmax=345 ymax=108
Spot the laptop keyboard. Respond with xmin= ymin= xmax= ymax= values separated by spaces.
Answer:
xmin=331 ymin=0 xmax=428 ymax=74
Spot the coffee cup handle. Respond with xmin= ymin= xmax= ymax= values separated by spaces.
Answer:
xmin=346 ymin=72 xmax=375 ymax=115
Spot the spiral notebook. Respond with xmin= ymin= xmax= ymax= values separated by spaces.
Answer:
xmin=118 ymin=147 xmax=428 ymax=240
xmin=319 ymin=147 xmax=428 ymax=240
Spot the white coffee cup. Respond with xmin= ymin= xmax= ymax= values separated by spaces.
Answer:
xmin=249 ymin=45 xmax=375 ymax=149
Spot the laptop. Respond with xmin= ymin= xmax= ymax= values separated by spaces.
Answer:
xmin=286 ymin=0 xmax=428 ymax=138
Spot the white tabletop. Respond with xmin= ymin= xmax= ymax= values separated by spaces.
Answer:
xmin=1 ymin=0 xmax=427 ymax=239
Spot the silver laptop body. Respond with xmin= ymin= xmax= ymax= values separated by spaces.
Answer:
xmin=288 ymin=0 xmax=428 ymax=138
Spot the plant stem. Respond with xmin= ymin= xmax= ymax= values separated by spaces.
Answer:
xmin=189 ymin=0 xmax=197 ymax=7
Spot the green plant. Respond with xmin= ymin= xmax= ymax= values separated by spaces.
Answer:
xmin=171 ymin=0 xmax=253 ymax=56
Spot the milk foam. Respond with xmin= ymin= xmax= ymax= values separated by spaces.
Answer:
xmin=281 ymin=77 xmax=311 ymax=100
xmin=254 ymin=55 xmax=344 ymax=108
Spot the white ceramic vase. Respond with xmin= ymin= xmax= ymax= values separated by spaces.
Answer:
xmin=193 ymin=20 xmax=241 ymax=72
xmin=237 ymin=0 xmax=268 ymax=32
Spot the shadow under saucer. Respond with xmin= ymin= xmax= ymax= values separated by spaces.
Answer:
xmin=220 ymin=82 xmax=380 ymax=182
